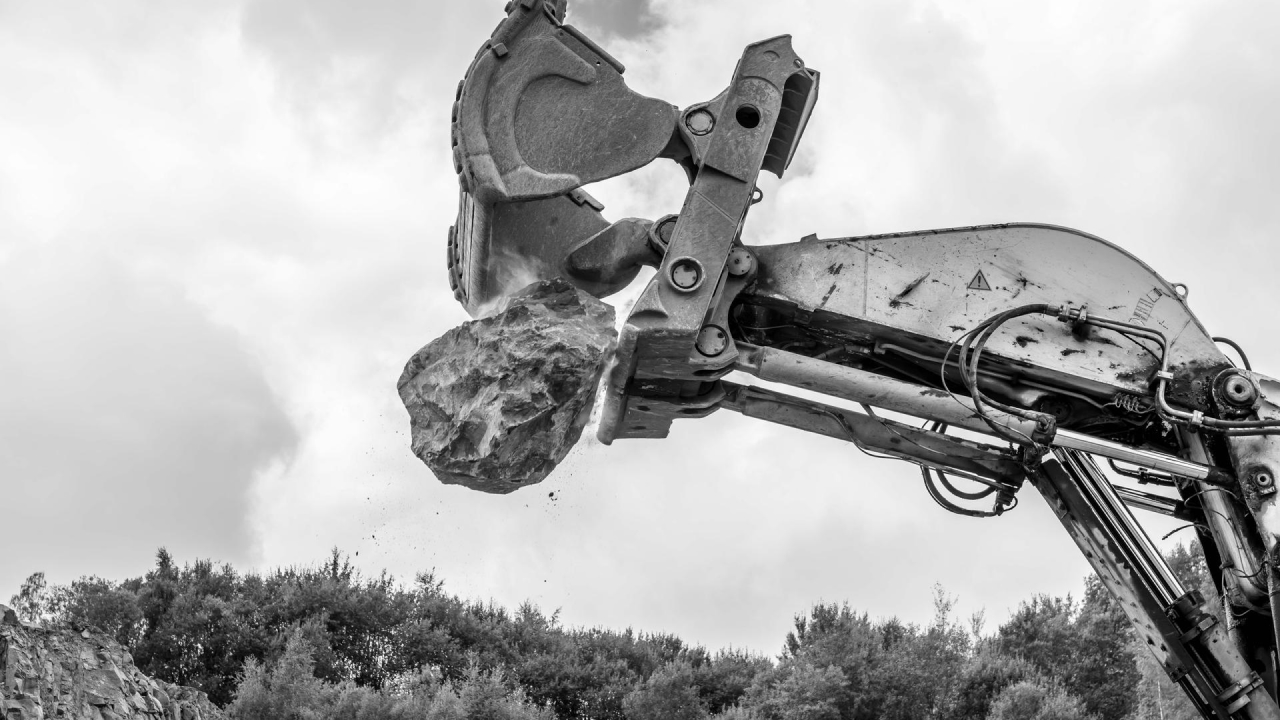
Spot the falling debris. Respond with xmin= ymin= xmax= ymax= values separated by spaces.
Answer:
xmin=397 ymin=278 xmax=617 ymax=494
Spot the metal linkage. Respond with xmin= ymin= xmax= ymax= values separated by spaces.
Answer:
xmin=719 ymin=382 xmax=1026 ymax=485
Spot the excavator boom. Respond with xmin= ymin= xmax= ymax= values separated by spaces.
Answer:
xmin=446 ymin=3 xmax=1280 ymax=716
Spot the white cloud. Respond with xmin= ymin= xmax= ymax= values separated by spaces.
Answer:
xmin=0 ymin=240 xmax=295 ymax=589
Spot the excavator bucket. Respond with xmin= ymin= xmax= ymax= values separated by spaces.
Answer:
xmin=448 ymin=0 xmax=680 ymax=315
xmin=448 ymin=0 xmax=820 ymax=316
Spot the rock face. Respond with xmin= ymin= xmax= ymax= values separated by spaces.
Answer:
xmin=398 ymin=278 xmax=617 ymax=494
xmin=0 ymin=603 xmax=222 ymax=719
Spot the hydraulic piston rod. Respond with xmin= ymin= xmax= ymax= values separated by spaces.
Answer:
xmin=733 ymin=343 xmax=1228 ymax=483
xmin=1039 ymin=450 xmax=1277 ymax=718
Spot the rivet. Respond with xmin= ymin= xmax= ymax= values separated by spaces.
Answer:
xmin=727 ymin=248 xmax=755 ymax=277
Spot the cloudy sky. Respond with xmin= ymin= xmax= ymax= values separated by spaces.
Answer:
xmin=4 ymin=0 xmax=1280 ymax=655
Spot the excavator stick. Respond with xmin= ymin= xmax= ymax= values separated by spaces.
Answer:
xmin=446 ymin=2 xmax=1280 ymax=716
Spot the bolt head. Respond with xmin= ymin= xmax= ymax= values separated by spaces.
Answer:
xmin=669 ymin=257 xmax=703 ymax=291
xmin=685 ymin=109 xmax=715 ymax=136
xmin=1220 ymin=372 xmax=1259 ymax=407
xmin=1252 ymin=469 xmax=1277 ymax=497
xmin=647 ymin=214 xmax=679 ymax=254
xmin=696 ymin=325 xmax=728 ymax=357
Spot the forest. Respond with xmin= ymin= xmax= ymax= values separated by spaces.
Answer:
xmin=8 ymin=545 xmax=1217 ymax=720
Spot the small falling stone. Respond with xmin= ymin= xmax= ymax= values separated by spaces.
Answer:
xmin=397 ymin=278 xmax=617 ymax=494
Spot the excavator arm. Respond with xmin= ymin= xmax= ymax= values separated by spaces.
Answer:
xmin=447 ymin=2 xmax=1280 ymax=716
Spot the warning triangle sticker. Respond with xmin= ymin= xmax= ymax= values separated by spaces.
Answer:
xmin=967 ymin=270 xmax=991 ymax=291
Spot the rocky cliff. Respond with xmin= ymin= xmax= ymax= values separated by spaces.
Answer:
xmin=0 ymin=604 xmax=222 ymax=720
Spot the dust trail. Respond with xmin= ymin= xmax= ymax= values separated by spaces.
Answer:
xmin=471 ymin=249 xmax=551 ymax=319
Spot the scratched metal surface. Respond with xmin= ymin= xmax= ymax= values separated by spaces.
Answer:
xmin=748 ymin=223 xmax=1226 ymax=397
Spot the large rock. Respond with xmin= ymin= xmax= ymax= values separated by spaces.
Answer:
xmin=0 ymin=604 xmax=222 ymax=719
xmin=398 ymin=278 xmax=617 ymax=494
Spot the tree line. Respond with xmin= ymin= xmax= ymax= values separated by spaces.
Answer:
xmin=8 ymin=545 xmax=1216 ymax=720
